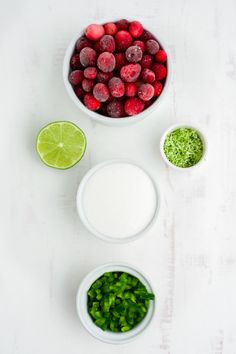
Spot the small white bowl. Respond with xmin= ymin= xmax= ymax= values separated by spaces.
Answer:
xmin=76 ymin=262 xmax=155 ymax=344
xmin=76 ymin=159 xmax=160 ymax=243
xmin=160 ymin=123 xmax=207 ymax=170
xmin=63 ymin=19 xmax=171 ymax=126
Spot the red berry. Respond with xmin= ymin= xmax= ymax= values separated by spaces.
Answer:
xmin=93 ymin=83 xmax=109 ymax=102
xmin=144 ymin=99 xmax=153 ymax=108
xmin=133 ymin=40 xmax=145 ymax=53
xmin=97 ymin=52 xmax=115 ymax=72
xmin=69 ymin=70 xmax=84 ymax=85
xmin=120 ymin=63 xmax=141 ymax=82
xmin=97 ymin=71 xmax=113 ymax=83
xmin=76 ymin=37 xmax=92 ymax=52
xmin=80 ymin=47 xmax=97 ymax=67
xmin=115 ymin=53 xmax=127 ymax=70
xmin=85 ymin=24 xmax=105 ymax=41
xmin=93 ymin=41 xmax=102 ymax=52
xmin=107 ymin=100 xmax=124 ymax=118
xmin=82 ymin=78 xmax=94 ymax=92
xmin=140 ymin=30 xmax=153 ymax=41
xmin=99 ymin=35 xmax=116 ymax=52
xmin=84 ymin=93 xmax=101 ymax=111
xmin=104 ymin=22 xmax=118 ymax=36
xmin=141 ymin=54 xmax=152 ymax=68
xmin=84 ymin=67 xmax=97 ymax=79
xmin=146 ymin=39 xmax=160 ymax=55
xmin=155 ymin=49 xmax=167 ymax=63
xmin=153 ymin=81 xmax=163 ymax=96
xmin=116 ymin=19 xmax=129 ymax=31
xmin=152 ymin=63 xmax=167 ymax=80
xmin=74 ymin=86 xmax=85 ymax=99
xmin=99 ymin=103 xmax=108 ymax=116
xmin=125 ymin=45 xmax=143 ymax=63
xmin=108 ymin=77 xmax=125 ymax=98
xmin=138 ymin=83 xmax=154 ymax=101
xmin=115 ymin=31 xmax=132 ymax=51
xmin=70 ymin=54 xmax=82 ymax=70
xmin=141 ymin=68 xmax=155 ymax=83
xmin=125 ymin=82 xmax=137 ymax=97
xmin=129 ymin=21 xmax=143 ymax=38
xmin=124 ymin=97 xmax=145 ymax=115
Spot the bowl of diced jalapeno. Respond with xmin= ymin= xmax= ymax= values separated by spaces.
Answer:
xmin=76 ymin=263 xmax=155 ymax=344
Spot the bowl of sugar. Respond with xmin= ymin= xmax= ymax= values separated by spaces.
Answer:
xmin=76 ymin=160 xmax=159 ymax=243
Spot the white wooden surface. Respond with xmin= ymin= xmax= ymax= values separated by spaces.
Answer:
xmin=1 ymin=0 xmax=236 ymax=353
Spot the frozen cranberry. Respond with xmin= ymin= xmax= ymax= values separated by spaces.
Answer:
xmin=146 ymin=39 xmax=160 ymax=55
xmin=99 ymin=103 xmax=108 ymax=116
xmin=97 ymin=52 xmax=115 ymax=72
xmin=115 ymin=53 xmax=127 ymax=70
xmin=84 ymin=93 xmax=101 ymax=111
xmin=74 ymin=86 xmax=85 ymax=99
xmin=144 ymin=99 xmax=154 ymax=108
xmin=141 ymin=54 xmax=152 ymax=68
xmin=120 ymin=63 xmax=141 ymax=82
xmin=99 ymin=35 xmax=116 ymax=52
xmin=155 ymin=49 xmax=167 ymax=63
xmin=153 ymin=81 xmax=163 ymax=96
xmin=93 ymin=83 xmax=109 ymax=102
xmin=125 ymin=45 xmax=143 ymax=63
xmin=116 ymin=19 xmax=129 ymax=30
xmin=125 ymin=82 xmax=137 ymax=97
xmin=104 ymin=22 xmax=118 ymax=36
xmin=80 ymin=47 xmax=97 ymax=67
xmin=133 ymin=40 xmax=145 ymax=53
xmin=115 ymin=31 xmax=132 ymax=51
xmin=69 ymin=70 xmax=84 ymax=85
xmin=124 ymin=97 xmax=145 ymax=115
xmin=70 ymin=54 xmax=82 ymax=70
xmin=84 ymin=67 xmax=97 ymax=79
xmin=107 ymin=100 xmax=124 ymax=118
xmin=129 ymin=21 xmax=143 ymax=38
xmin=82 ymin=78 xmax=94 ymax=92
xmin=108 ymin=77 xmax=125 ymax=98
xmin=76 ymin=37 xmax=92 ymax=52
xmin=140 ymin=30 xmax=153 ymax=41
xmin=138 ymin=83 xmax=154 ymax=101
xmin=97 ymin=71 xmax=113 ymax=83
xmin=141 ymin=68 xmax=155 ymax=83
xmin=93 ymin=41 xmax=102 ymax=52
xmin=85 ymin=24 xmax=105 ymax=41
xmin=152 ymin=63 xmax=167 ymax=80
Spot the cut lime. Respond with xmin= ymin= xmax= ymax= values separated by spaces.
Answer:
xmin=36 ymin=121 xmax=86 ymax=169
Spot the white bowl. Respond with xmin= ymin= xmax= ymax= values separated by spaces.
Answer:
xmin=76 ymin=262 xmax=155 ymax=344
xmin=63 ymin=19 xmax=171 ymax=126
xmin=160 ymin=123 xmax=207 ymax=170
xmin=76 ymin=159 xmax=160 ymax=243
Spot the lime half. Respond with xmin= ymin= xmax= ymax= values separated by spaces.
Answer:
xmin=36 ymin=121 xmax=86 ymax=169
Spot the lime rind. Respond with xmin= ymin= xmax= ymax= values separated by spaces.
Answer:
xmin=164 ymin=128 xmax=203 ymax=168
xmin=36 ymin=121 xmax=87 ymax=170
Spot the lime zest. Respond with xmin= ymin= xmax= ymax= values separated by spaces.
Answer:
xmin=164 ymin=127 xmax=203 ymax=168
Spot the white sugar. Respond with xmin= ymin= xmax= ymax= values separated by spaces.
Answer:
xmin=82 ymin=162 xmax=157 ymax=239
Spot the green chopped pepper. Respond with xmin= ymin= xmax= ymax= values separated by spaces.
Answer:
xmin=87 ymin=271 xmax=155 ymax=332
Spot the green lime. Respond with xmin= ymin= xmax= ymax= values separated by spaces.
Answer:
xmin=36 ymin=121 xmax=86 ymax=169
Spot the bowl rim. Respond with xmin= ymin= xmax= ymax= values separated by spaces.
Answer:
xmin=76 ymin=159 xmax=160 ymax=243
xmin=160 ymin=123 xmax=207 ymax=170
xmin=76 ymin=262 xmax=156 ymax=344
xmin=63 ymin=19 xmax=172 ymax=126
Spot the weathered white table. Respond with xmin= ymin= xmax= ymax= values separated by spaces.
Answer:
xmin=1 ymin=0 xmax=236 ymax=353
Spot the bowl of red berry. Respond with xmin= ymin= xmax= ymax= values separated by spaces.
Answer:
xmin=63 ymin=19 xmax=170 ymax=125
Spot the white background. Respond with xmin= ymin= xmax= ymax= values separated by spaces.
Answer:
xmin=1 ymin=0 xmax=236 ymax=353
